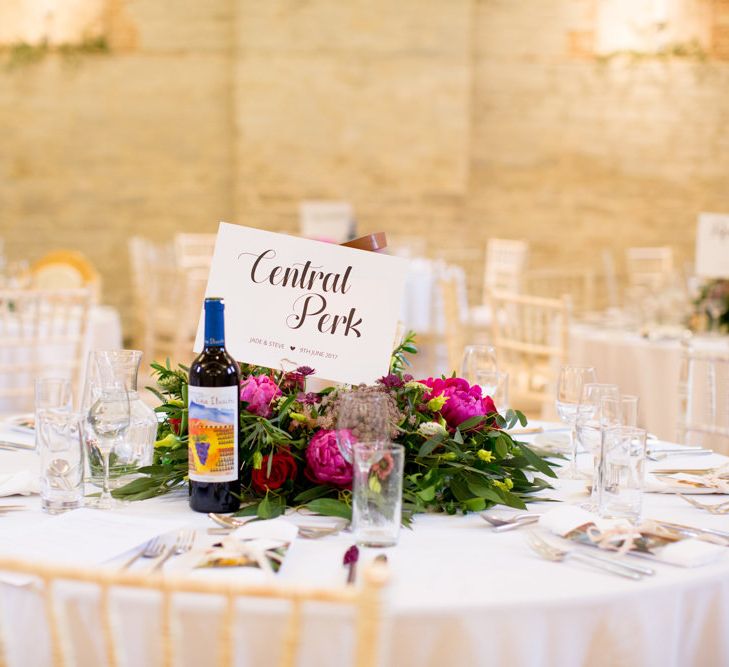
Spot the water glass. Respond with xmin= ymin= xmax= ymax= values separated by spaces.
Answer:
xmin=37 ymin=411 xmax=84 ymax=514
xmin=352 ymin=442 xmax=404 ymax=548
xmin=620 ymin=395 xmax=639 ymax=428
xmin=86 ymin=383 xmax=131 ymax=510
xmin=598 ymin=427 xmax=647 ymax=521
xmin=556 ymin=366 xmax=597 ymax=478
xmin=460 ymin=344 xmax=498 ymax=385
xmin=474 ymin=370 xmax=509 ymax=414
xmin=35 ymin=377 xmax=73 ymax=448
xmin=336 ymin=392 xmax=393 ymax=463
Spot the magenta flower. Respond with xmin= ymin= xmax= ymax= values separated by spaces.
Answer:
xmin=239 ymin=375 xmax=282 ymax=418
xmin=305 ymin=429 xmax=354 ymax=488
xmin=420 ymin=377 xmax=498 ymax=430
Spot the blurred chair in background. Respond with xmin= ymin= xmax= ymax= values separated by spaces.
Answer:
xmin=0 ymin=287 xmax=93 ymax=413
xmin=129 ymin=237 xmax=208 ymax=367
xmin=522 ymin=268 xmax=597 ymax=316
xmin=470 ymin=238 xmax=529 ymax=330
xmin=677 ymin=343 xmax=729 ymax=455
xmin=486 ymin=289 xmax=570 ymax=419
xmin=437 ymin=269 xmax=473 ymax=374
xmin=626 ymin=246 xmax=675 ymax=290
xmin=31 ymin=250 xmax=101 ymax=303
xmin=174 ymin=233 xmax=217 ymax=270
xmin=299 ymin=201 xmax=356 ymax=243
xmin=387 ymin=234 xmax=428 ymax=259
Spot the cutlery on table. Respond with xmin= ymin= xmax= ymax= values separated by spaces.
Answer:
xmin=647 ymin=449 xmax=713 ymax=462
xmin=0 ymin=441 xmax=35 ymax=451
xmin=678 ymin=494 xmax=729 ymax=515
xmin=526 ymin=532 xmax=646 ymax=580
xmin=507 ymin=426 xmax=544 ymax=436
xmin=150 ymin=530 xmax=196 ymax=572
xmin=482 ymin=513 xmax=541 ymax=532
xmin=651 ymin=520 xmax=729 ymax=541
xmin=209 ymin=512 xmax=343 ymax=539
xmin=119 ymin=536 xmax=166 ymax=570
xmin=343 ymin=545 xmax=359 ymax=584
xmin=651 ymin=467 xmax=721 ymax=475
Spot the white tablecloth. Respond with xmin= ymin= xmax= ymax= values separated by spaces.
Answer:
xmin=569 ymin=324 xmax=729 ymax=448
xmin=2 ymin=428 xmax=729 ymax=667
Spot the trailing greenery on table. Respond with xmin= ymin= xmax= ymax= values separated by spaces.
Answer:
xmin=114 ymin=334 xmax=557 ymax=521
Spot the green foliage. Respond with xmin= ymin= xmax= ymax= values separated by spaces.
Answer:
xmin=114 ymin=335 xmax=557 ymax=520
xmin=3 ymin=37 xmax=110 ymax=70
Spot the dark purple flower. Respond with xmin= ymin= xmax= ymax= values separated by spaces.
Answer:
xmin=378 ymin=373 xmax=404 ymax=389
xmin=297 ymin=392 xmax=321 ymax=405
xmin=296 ymin=366 xmax=316 ymax=376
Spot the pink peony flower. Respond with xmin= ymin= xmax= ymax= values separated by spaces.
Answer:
xmin=239 ymin=374 xmax=282 ymax=418
xmin=420 ymin=377 xmax=497 ymax=430
xmin=305 ymin=429 xmax=354 ymax=488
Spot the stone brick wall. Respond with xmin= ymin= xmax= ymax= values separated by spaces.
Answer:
xmin=1 ymin=0 xmax=728 ymax=335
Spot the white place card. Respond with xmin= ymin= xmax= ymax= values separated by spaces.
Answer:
xmin=696 ymin=213 xmax=729 ymax=278
xmin=194 ymin=223 xmax=408 ymax=385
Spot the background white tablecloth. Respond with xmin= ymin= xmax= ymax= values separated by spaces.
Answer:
xmin=569 ymin=325 xmax=729 ymax=449
xmin=2 ymin=426 xmax=729 ymax=667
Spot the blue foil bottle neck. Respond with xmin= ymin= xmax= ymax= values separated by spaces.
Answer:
xmin=204 ymin=298 xmax=225 ymax=348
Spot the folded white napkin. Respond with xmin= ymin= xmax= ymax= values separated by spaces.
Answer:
xmin=539 ymin=506 xmax=727 ymax=567
xmin=659 ymin=538 xmax=725 ymax=567
xmin=0 ymin=470 xmax=39 ymax=497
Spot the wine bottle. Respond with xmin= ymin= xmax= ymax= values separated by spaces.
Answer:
xmin=188 ymin=297 xmax=241 ymax=512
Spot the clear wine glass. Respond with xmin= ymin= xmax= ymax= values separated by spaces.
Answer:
xmin=555 ymin=366 xmax=596 ymax=478
xmin=86 ymin=382 xmax=130 ymax=510
xmin=336 ymin=392 xmax=393 ymax=464
xmin=460 ymin=344 xmax=498 ymax=385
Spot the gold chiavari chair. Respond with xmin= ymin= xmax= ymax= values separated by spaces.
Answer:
xmin=486 ymin=289 xmax=570 ymax=417
xmin=522 ymin=268 xmax=599 ymax=315
xmin=0 ymin=288 xmax=93 ymax=411
xmin=438 ymin=272 xmax=471 ymax=375
xmin=677 ymin=343 xmax=729 ymax=455
xmin=0 ymin=557 xmax=389 ymax=667
xmin=173 ymin=234 xmax=217 ymax=271
xmin=625 ymin=246 xmax=674 ymax=290
xmin=482 ymin=239 xmax=529 ymax=296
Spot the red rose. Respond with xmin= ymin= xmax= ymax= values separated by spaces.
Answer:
xmin=251 ymin=451 xmax=298 ymax=493
xmin=169 ymin=418 xmax=182 ymax=435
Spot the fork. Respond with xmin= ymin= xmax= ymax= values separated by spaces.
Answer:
xmin=678 ymin=494 xmax=729 ymax=515
xmin=526 ymin=532 xmax=645 ymax=580
xmin=120 ymin=537 xmax=165 ymax=570
xmin=150 ymin=530 xmax=196 ymax=572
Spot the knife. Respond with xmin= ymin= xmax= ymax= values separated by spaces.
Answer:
xmin=654 ymin=520 xmax=729 ymax=541
xmin=0 ymin=440 xmax=35 ymax=450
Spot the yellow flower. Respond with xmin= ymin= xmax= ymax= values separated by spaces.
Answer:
xmin=494 ymin=478 xmax=514 ymax=491
xmin=477 ymin=449 xmax=494 ymax=463
xmin=289 ymin=412 xmax=308 ymax=423
xmin=154 ymin=433 xmax=178 ymax=449
xmin=252 ymin=451 xmax=263 ymax=470
xmin=427 ymin=395 xmax=449 ymax=411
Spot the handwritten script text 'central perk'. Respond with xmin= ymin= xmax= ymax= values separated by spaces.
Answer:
xmin=239 ymin=249 xmax=363 ymax=337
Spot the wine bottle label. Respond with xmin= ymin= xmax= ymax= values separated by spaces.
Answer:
xmin=188 ymin=385 xmax=239 ymax=483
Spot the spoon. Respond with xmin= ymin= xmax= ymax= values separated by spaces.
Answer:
xmin=209 ymin=513 xmax=344 ymax=539
xmin=481 ymin=513 xmax=541 ymax=532
xmin=47 ymin=459 xmax=74 ymax=490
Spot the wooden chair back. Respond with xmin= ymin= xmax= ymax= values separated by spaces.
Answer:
xmin=486 ymin=289 xmax=570 ymax=415
xmin=0 ymin=288 xmax=93 ymax=411
xmin=173 ymin=233 xmax=216 ymax=271
xmin=0 ymin=556 xmax=388 ymax=667
xmin=299 ymin=201 xmax=355 ymax=243
xmin=483 ymin=239 xmax=529 ymax=297
xmin=625 ymin=246 xmax=674 ymax=289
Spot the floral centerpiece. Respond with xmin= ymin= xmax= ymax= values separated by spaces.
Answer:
xmin=690 ymin=279 xmax=729 ymax=333
xmin=115 ymin=334 xmax=557 ymax=520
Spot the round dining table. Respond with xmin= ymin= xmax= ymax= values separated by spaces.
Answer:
xmin=1 ymin=426 xmax=729 ymax=667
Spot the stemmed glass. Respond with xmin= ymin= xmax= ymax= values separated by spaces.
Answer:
xmin=555 ymin=366 xmax=596 ymax=478
xmin=86 ymin=382 xmax=130 ymax=510
xmin=460 ymin=344 xmax=498 ymax=385
xmin=336 ymin=392 xmax=393 ymax=464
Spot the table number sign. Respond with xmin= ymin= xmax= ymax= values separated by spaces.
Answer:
xmin=696 ymin=213 xmax=729 ymax=278
xmin=194 ymin=222 xmax=409 ymax=385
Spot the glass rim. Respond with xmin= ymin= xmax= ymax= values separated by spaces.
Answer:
xmin=604 ymin=425 xmax=647 ymax=436
xmin=352 ymin=440 xmax=403 ymax=452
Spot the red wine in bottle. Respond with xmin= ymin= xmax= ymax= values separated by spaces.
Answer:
xmin=188 ymin=297 xmax=241 ymax=513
